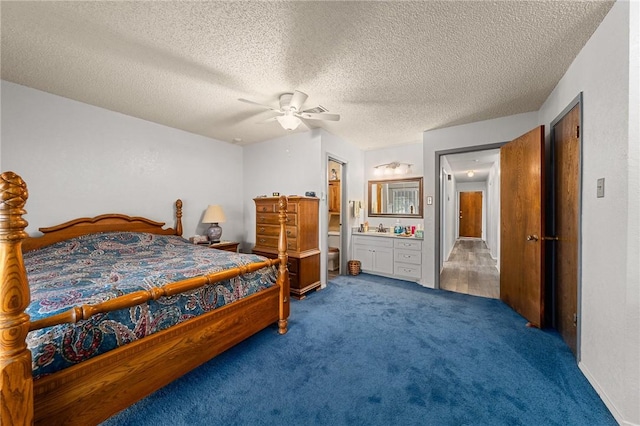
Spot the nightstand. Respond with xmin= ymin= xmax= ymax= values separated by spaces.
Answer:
xmin=208 ymin=241 xmax=239 ymax=253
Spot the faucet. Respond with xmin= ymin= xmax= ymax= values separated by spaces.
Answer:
xmin=377 ymin=223 xmax=385 ymax=233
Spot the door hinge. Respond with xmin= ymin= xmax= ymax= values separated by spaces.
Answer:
xmin=576 ymin=125 xmax=580 ymax=138
xmin=573 ymin=313 xmax=577 ymax=326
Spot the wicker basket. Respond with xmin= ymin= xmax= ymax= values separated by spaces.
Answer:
xmin=348 ymin=260 xmax=361 ymax=276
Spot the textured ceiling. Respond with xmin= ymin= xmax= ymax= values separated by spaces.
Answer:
xmin=0 ymin=1 xmax=614 ymax=150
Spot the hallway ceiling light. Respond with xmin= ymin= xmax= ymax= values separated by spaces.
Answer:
xmin=467 ymin=170 xmax=475 ymax=177
xmin=374 ymin=162 xmax=413 ymax=176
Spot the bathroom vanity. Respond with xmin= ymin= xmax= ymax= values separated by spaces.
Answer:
xmin=351 ymin=231 xmax=422 ymax=281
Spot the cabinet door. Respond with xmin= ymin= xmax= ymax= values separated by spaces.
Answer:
xmin=328 ymin=181 xmax=341 ymax=212
xmin=373 ymin=247 xmax=394 ymax=274
xmin=353 ymin=245 xmax=374 ymax=271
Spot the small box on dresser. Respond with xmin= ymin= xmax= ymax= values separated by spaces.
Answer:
xmin=252 ymin=196 xmax=320 ymax=299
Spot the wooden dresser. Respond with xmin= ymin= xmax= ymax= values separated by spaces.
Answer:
xmin=253 ymin=196 xmax=320 ymax=299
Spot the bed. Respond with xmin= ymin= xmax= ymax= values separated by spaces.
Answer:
xmin=0 ymin=171 xmax=291 ymax=425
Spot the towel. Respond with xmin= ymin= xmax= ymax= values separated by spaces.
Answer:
xmin=353 ymin=200 xmax=362 ymax=218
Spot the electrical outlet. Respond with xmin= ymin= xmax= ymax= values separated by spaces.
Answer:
xmin=427 ymin=196 xmax=433 ymax=205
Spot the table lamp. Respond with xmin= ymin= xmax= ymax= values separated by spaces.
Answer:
xmin=202 ymin=205 xmax=226 ymax=243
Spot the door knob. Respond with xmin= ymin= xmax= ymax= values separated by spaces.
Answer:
xmin=526 ymin=234 xmax=539 ymax=242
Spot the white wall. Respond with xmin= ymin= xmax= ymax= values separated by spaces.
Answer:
xmin=422 ymin=111 xmax=539 ymax=288
xmin=0 ymin=81 xmax=245 ymax=240
xmin=537 ymin=1 xmax=639 ymax=424
xmin=242 ymin=130 xmax=322 ymax=250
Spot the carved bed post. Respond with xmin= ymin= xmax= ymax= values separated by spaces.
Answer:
xmin=0 ymin=171 xmax=33 ymax=425
xmin=277 ymin=196 xmax=290 ymax=335
xmin=175 ymin=199 xmax=183 ymax=236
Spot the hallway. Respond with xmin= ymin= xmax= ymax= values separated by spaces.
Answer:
xmin=440 ymin=239 xmax=499 ymax=299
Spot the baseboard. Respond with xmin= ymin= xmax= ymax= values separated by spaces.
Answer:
xmin=579 ymin=361 xmax=637 ymax=426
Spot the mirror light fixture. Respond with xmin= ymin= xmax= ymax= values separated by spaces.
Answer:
xmin=467 ymin=170 xmax=475 ymax=177
xmin=202 ymin=205 xmax=226 ymax=242
xmin=373 ymin=162 xmax=413 ymax=176
xmin=276 ymin=110 xmax=302 ymax=130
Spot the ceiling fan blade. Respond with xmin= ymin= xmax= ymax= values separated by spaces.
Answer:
xmin=257 ymin=116 xmax=280 ymax=124
xmin=238 ymin=98 xmax=278 ymax=111
xmin=289 ymin=90 xmax=308 ymax=111
xmin=298 ymin=112 xmax=340 ymax=121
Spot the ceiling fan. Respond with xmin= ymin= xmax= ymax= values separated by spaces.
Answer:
xmin=238 ymin=90 xmax=340 ymax=130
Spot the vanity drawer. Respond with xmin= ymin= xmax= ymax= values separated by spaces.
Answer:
xmin=394 ymin=239 xmax=422 ymax=251
xmin=394 ymin=263 xmax=421 ymax=279
xmin=394 ymin=249 xmax=422 ymax=265
xmin=352 ymin=235 xmax=393 ymax=248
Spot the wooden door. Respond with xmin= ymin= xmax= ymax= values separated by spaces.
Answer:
xmin=553 ymin=105 xmax=580 ymax=355
xmin=459 ymin=191 xmax=482 ymax=238
xmin=500 ymin=126 xmax=546 ymax=327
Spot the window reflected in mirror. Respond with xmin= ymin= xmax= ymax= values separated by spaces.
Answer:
xmin=368 ymin=177 xmax=423 ymax=218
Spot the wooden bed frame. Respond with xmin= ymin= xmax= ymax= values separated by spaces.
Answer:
xmin=0 ymin=171 xmax=290 ymax=425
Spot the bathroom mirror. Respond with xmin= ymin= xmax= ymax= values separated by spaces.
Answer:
xmin=368 ymin=177 xmax=423 ymax=218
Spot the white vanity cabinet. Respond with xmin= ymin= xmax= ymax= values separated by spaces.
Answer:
xmin=352 ymin=235 xmax=394 ymax=275
xmin=351 ymin=234 xmax=422 ymax=281
xmin=393 ymin=239 xmax=422 ymax=280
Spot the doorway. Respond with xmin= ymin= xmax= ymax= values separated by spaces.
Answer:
xmin=437 ymin=147 xmax=502 ymax=299
xmin=435 ymin=108 xmax=582 ymax=356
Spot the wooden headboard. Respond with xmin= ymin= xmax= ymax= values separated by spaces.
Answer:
xmin=21 ymin=200 xmax=183 ymax=252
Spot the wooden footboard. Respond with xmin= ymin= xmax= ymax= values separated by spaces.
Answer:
xmin=0 ymin=171 xmax=290 ymax=425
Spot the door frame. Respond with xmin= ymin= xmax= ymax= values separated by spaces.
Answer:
xmin=325 ymin=153 xmax=348 ymax=277
xmin=549 ymin=92 xmax=584 ymax=359
xmin=434 ymin=143 xmax=504 ymax=289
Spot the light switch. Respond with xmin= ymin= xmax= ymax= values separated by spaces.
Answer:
xmin=597 ymin=178 xmax=605 ymax=198
xmin=427 ymin=196 xmax=433 ymax=205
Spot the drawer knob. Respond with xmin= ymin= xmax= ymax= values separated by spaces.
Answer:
xmin=287 ymin=230 xmax=291 ymax=235
xmin=259 ymin=238 xmax=266 ymax=243
xmin=260 ymin=227 xmax=265 ymax=232
xmin=262 ymin=207 xmax=267 ymax=212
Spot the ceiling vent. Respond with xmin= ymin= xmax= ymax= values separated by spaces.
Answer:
xmin=302 ymin=105 xmax=328 ymax=114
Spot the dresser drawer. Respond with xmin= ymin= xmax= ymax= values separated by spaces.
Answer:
xmin=256 ymin=212 xmax=297 ymax=226
xmin=394 ymin=249 xmax=422 ymax=265
xmin=394 ymin=239 xmax=422 ymax=251
xmin=255 ymin=201 xmax=298 ymax=213
xmin=394 ymin=263 xmax=421 ymax=279
xmin=286 ymin=257 xmax=299 ymax=274
xmin=255 ymin=235 xmax=297 ymax=250
xmin=256 ymin=224 xmax=297 ymax=239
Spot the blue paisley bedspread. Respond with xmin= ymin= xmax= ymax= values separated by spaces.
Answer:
xmin=24 ymin=232 xmax=277 ymax=379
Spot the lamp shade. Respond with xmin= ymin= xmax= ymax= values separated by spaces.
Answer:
xmin=202 ymin=205 xmax=226 ymax=224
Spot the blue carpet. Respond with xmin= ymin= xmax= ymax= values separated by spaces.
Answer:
xmin=102 ymin=274 xmax=615 ymax=425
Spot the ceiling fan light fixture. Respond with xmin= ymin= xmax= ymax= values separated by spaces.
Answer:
xmin=276 ymin=113 xmax=301 ymax=130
